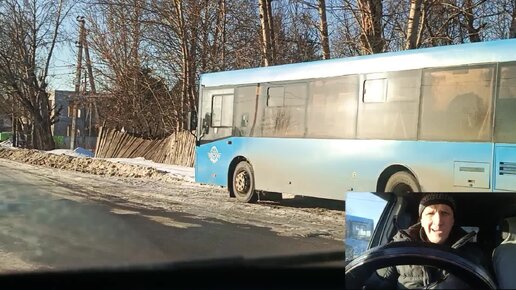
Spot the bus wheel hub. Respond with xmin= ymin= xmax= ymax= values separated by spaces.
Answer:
xmin=235 ymin=171 xmax=249 ymax=192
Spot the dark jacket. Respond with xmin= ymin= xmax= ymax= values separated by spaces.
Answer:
xmin=374 ymin=223 xmax=487 ymax=289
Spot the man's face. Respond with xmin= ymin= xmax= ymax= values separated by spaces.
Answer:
xmin=421 ymin=204 xmax=454 ymax=244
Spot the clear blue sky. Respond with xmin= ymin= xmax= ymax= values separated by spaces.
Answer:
xmin=48 ymin=11 xmax=83 ymax=92
xmin=346 ymin=192 xmax=387 ymax=228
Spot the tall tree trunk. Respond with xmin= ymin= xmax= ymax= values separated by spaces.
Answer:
xmin=266 ymin=0 xmax=276 ymax=64
xmin=259 ymin=0 xmax=273 ymax=66
xmin=187 ymin=6 xmax=199 ymax=118
xmin=201 ymin=0 xmax=210 ymax=72
xmin=510 ymin=0 xmax=516 ymax=38
xmin=33 ymin=112 xmax=54 ymax=150
xmin=206 ymin=0 xmax=227 ymax=72
xmin=463 ymin=0 xmax=482 ymax=42
xmin=318 ymin=0 xmax=331 ymax=59
xmin=357 ymin=0 xmax=385 ymax=54
xmin=175 ymin=0 xmax=187 ymax=131
xmin=405 ymin=0 xmax=424 ymax=49
xmin=217 ymin=0 xmax=226 ymax=69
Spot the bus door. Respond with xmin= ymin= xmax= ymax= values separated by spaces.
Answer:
xmin=494 ymin=63 xmax=516 ymax=191
xmin=196 ymin=87 xmax=235 ymax=185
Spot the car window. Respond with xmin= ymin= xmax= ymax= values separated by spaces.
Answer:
xmin=461 ymin=226 xmax=480 ymax=242
xmin=345 ymin=192 xmax=388 ymax=261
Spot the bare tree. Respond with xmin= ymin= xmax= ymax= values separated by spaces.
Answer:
xmin=510 ymin=0 xmax=516 ymax=38
xmin=461 ymin=0 xmax=487 ymax=42
xmin=259 ymin=0 xmax=275 ymax=66
xmin=357 ymin=0 xmax=385 ymax=54
xmin=318 ymin=0 xmax=331 ymax=59
xmin=209 ymin=0 xmax=227 ymax=70
xmin=74 ymin=0 xmax=516 ymax=142
xmin=0 ymin=0 xmax=71 ymax=149
xmin=405 ymin=0 xmax=424 ymax=49
xmin=86 ymin=0 xmax=178 ymax=137
xmin=146 ymin=0 xmax=206 ymax=131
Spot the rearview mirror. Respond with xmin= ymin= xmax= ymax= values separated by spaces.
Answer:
xmin=202 ymin=113 xmax=211 ymax=134
xmin=187 ymin=111 xmax=197 ymax=132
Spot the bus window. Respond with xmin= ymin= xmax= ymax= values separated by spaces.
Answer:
xmin=235 ymin=86 xmax=259 ymax=137
xmin=363 ymin=79 xmax=387 ymax=103
xmin=211 ymin=94 xmax=233 ymax=127
xmin=357 ymin=70 xmax=421 ymax=140
xmin=261 ymin=83 xmax=307 ymax=137
xmin=307 ymin=75 xmax=358 ymax=139
xmin=495 ymin=64 xmax=516 ymax=143
xmin=267 ymin=87 xmax=285 ymax=107
xmin=420 ymin=65 xmax=494 ymax=142
xmin=200 ymin=88 xmax=234 ymax=141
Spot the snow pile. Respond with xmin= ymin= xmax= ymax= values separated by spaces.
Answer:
xmin=74 ymin=147 xmax=94 ymax=157
xmin=0 ymin=147 xmax=188 ymax=182
xmin=49 ymin=147 xmax=94 ymax=158
xmin=105 ymin=157 xmax=194 ymax=182
xmin=0 ymin=140 xmax=13 ymax=148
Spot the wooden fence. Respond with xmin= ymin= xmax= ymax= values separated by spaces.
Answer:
xmin=94 ymin=127 xmax=196 ymax=167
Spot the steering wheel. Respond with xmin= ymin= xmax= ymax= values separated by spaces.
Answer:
xmin=345 ymin=241 xmax=497 ymax=289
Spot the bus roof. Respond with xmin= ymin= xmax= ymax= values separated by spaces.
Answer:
xmin=200 ymin=39 xmax=516 ymax=87
xmin=346 ymin=214 xmax=374 ymax=224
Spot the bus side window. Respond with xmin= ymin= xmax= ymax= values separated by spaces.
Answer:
xmin=357 ymin=70 xmax=420 ymax=140
xmin=307 ymin=75 xmax=358 ymax=139
xmin=420 ymin=65 xmax=494 ymax=142
xmin=235 ymin=86 xmax=258 ymax=137
xmin=267 ymin=87 xmax=285 ymax=107
xmin=211 ymin=94 xmax=234 ymax=128
xmin=262 ymin=83 xmax=307 ymax=138
xmin=495 ymin=63 xmax=516 ymax=142
xmin=363 ymin=79 xmax=387 ymax=103
xmin=200 ymin=89 xmax=234 ymax=141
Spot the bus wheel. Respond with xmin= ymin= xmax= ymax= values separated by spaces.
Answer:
xmin=385 ymin=171 xmax=421 ymax=193
xmin=233 ymin=161 xmax=258 ymax=203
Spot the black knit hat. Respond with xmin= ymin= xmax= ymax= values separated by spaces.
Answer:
xmin=419 ymin=193 xmax=456 ymax=217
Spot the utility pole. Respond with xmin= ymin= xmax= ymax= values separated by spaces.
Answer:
xmin=84 ymin=28 xmax=97 ymax=137
xmin=70 ymin=16 xmax=85 ymax=149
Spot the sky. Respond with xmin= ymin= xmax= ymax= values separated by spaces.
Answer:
xmin=48 ymin=44 xmax=76 ymax=92
xmin=48 ymin=9 xmax=87 ymax=92
xmin=345 ymin=192 xmax=387 ymax=228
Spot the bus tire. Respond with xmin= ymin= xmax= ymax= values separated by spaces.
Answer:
xmin=232 ymin=161 xmax=258 ymax=203
xmin=384 ymin=171 xmax=421 ymax=193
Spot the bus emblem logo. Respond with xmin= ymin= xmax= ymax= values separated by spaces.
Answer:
xmin=208 ymin=146 xmax=221 ymax=163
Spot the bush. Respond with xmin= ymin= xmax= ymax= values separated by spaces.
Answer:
xmin=53 ymin=135 xmax=65 ymax=146
xmin=0 ymin=132 xmax=13 ymax=141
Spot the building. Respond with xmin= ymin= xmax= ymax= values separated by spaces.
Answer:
xmin=49 ymin=90 xmax=98 ymax=149
xmin=0 ymin=113 xmax=11 ymax=132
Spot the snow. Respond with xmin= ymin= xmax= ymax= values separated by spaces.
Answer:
xmin=47 ymin=148 xmax=195 ymax=182
xmin=105 ymin=157 xmax=195 ymax=182
xmin=74 ymin=147 xmax=95 ymax=157
xmin=0 ymin=140 xmax=13 ymax=148
xmin=49 ymin=147 xmax=94 ymax=158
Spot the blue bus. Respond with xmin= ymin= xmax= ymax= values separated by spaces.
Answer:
xmin=192 ymin=39 xmax=516 ymax=202
xmin=345 ymin=215 xmax=374 ymax=260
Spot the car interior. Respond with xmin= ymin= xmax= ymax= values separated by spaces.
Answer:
xmin=371 ymin=192 xmax=516 ymax=288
